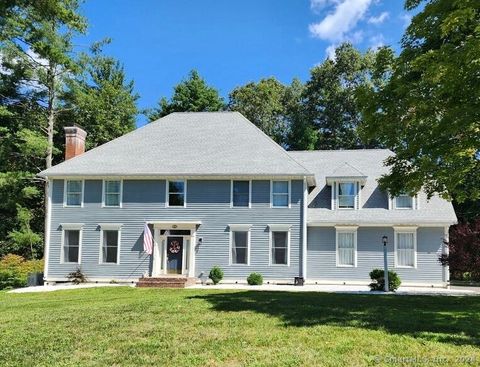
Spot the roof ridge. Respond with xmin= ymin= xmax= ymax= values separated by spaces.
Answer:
xmin=289 ymin=148 xmax=392 ymax=153
xmin=234 ymin=112 xmax=313 ymax=176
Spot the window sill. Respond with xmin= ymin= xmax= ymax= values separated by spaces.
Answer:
xmin=102 ymin=205 xmax=122 ymax=208
xmin=63 ymin=205 xmax=83 ymax=208
xmin=99 ymin=262 xmax=119 ymax=265
xmin=336 ymin=264 xmax=356 ymax=268
xmin=395 ymin=265 xmax=417 ymax=269
xmin=61 ymin=262 xmax=80 ymax=265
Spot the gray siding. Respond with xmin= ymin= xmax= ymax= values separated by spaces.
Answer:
xmin=307 ymin=227 xmax=444 ymax=284
xmin=48 ymin=179 xmax=304 ymax=281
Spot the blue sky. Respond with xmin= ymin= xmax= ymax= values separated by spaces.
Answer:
xmin=79 ymin=0 xmax=413 ymax=125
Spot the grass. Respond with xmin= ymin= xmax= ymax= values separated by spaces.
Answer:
xmin=0 ymin=288 xmax=479 ymax=366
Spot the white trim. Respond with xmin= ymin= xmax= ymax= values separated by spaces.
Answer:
xmin=336 ymin=181 xmax=358 ymax=210
xmin=268 ymin=224 xmax=292 ymax=231
xmin=98 ymin=223 xmax=123 ymax=230
xmin=269 ymin=227 xmax=291 ymax=266
xmin=63 ymin=179 xmax=84 ymax=207
xmin=308 ymin=222 xmax=454 ymax=227
xmin=270 ymin=180 xmax=291 ymax=208
xmin=150 ymin=221 xmax=201 ymax=230
xmin=330 ymin=181 xmax=335 ymax=210
xmin=166 ymin=179 xmax=187 ymax=208
xmin=302 ymin=178 xmax=308 ymax=279
xmin=101 ymin=179 xmax=123 ymax=208
xmin=230 ymin=180 xmax=252 ymax=208
xmin=335 ymin=227 xmax=358 ymax=267
xmin=60 ymin=223 xmax=84 ymax=230
xmin=44 ymin=179 xmax=53 ymax=280
xmin=393 ymin=194 xmax=415 ymax=210
xmin=60 ymin=226 xmax=83 ymax=264
xmin=443 ymin=226 xmax=450 ymax=284
xmin=394 ymin=227 xmax=417 ymax=268
xmin=99 ymin=227 xmax=121 ymax=265
xmin=229 ymin=226 xmax=251 ymax=266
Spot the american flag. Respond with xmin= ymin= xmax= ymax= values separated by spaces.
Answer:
xmin=143 ymin=223 xmax=154 ymax=255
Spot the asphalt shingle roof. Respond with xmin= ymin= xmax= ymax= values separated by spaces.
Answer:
xmin=289 ymin=149 xmax=457 ymax=225
xmin=39 ymin=112 xmax=314 ymax=179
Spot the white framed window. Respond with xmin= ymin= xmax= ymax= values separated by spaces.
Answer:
xmin=231 ymin=180 xmax=250 ymax=208
xmin=229 ymin=224 xmax=251 ymax=265
xmin=99 ymin=225 xmax=121 ymax=264
xmin=271 ymin=180 xmax=290 ymax=208
xmin=60 ymin=224 xmax=83 ymax=264
xmin=167 ymin=180 xmax=186 ymax=207
xmin=269 ymin=225 xmax=291 ymax=266
xmin=103 ymin=180 xmax=122 ymax=207
xmin=336 ymin=227 xmax=357 ymax=267
xmin=64 ymin=180 xmax=84 ymax=207
xmin=337 ymin=182 xmax=356 ymax=209
xmin=394 ymin=228 xmax=417 ymax=268
xmin=394 ymin=194 xmax=414 ymax=209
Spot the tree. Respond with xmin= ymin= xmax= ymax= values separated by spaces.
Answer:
xmin=148 ymin=70 xmax=224 ymax=120
xmin=303 ymin=43 xmax=377 ymax=150
xmin=61 ymin=48 xmax=139 ymax=150
xmin=358 ymin=0 xmax=480 ymax=201
xmin=439 ymin=219 xmax=480 ymax=281
xmin=228 ymin=77 xmax=288 ymax=144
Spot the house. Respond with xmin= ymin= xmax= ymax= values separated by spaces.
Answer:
xmin=39 ymin=112 xmax=457 ymax=287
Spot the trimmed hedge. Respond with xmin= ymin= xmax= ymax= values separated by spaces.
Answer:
xmin=247 ymin=273 xmax=263 ymax=285
xmin=209 ymin=266 xmax=224 ymax=285
xmin=369 ymin=268 xmax=401 ymax=291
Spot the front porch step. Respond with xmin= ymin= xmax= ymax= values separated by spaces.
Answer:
xmin=136 ymin=276 xmax=197 ymax=288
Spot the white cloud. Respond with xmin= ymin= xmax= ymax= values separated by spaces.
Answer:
xmin=310 ymin=0 xmax=338 ymax=12
xmin=399 ymin=13 xmax=412 ymax=28
xmin=325 ymin=44 xmax=337 ymax=60
xmin=369 ymin=34 xmax=385 ymax=50
xmin=309 ymin=0 xmax=373 ymax=42
xmin=368 ymin=11 xmax=389 ymax=24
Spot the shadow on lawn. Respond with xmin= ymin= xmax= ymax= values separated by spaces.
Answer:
xmin=189 ymin=291 xmax=480 ymax=346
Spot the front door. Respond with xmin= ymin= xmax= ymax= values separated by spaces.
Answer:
xmin=167 ymin=236 xmax=183 ymax=274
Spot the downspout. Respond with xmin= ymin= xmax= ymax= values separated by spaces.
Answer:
xmin=302 ymin=177 xmax=308 ymax=280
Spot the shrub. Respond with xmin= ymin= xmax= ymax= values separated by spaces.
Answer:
xmin=0 ymin=269 xmax=27 ymax=290
xmin=0 ymin=254 xmax=44 ymax=289
xmin=66 ymin=268 xmax=87 ymax=284
xmin=209 ymin=266 xmax=224 ymax=285
xmin=247 ymin=272 xmax=263 ymax=285
xmin=369 ymin=269 xmax=401 ymax=292
xmin=439 ymin=219 xmax=480 ymax=281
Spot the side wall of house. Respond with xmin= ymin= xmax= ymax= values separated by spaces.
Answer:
xmin=307 ymin=226 xmax=445 ymax=285
xmin=47 ymin=179 xmax=304 ymax=282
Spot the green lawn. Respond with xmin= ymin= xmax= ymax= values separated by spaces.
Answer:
xmin=0 ymin=288 xmax=479 ymax=366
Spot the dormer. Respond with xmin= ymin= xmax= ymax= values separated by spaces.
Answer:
xmin=326 ymin=162 xmax=367 ymax=210
xmin=389 ymin=193 xmax=419 ymax=210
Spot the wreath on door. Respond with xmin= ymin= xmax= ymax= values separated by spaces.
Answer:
xmin=169 ymin=240 xmax=181 ymax=254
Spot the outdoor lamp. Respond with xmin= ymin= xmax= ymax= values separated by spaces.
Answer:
xmin=382 ymin=235 xmax=389 ymax=292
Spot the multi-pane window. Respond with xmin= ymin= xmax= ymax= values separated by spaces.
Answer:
xmin=396 ymin=232 xmax=415 ymax=267
xmin=271 ymin=231 xmax=288 ymax=265
xmin=272 ymin=181 xmax=289 ymax=207
xmin=395 ymin=194 xmax=413 ymax=209
xmin=104 ymin=180 xmax=121 ymax=207
xmin=231 ymin=231 xmax=249 ymax=265
xmin=65 ymin=180 xmax=82 ymax=206
xmin=63 ymin=230 xmax=80 ymax=263
xmin=168 ymin=180 xmax=185 ymax=207
xmin=337 ymin=231 xmax=356 ymax=266
xmin=232 ymin=181 xmax=250 ymax=207
xmin=338 ymin=182 xmax=356 ymax=209
xmin=101 ymin=230 xmax=119 ymax=264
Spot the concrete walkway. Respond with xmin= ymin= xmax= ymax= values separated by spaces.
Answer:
xmin=7 ymin=282 xmax=480 ymax=296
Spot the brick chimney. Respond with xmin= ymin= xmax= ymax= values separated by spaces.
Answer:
xmin=64 ymin=126 xmax=87 ymax=160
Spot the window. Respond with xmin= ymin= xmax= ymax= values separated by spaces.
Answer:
xmin=395 ymin=194 xmax=413 ymax=209
xmin=103 ymin=180 xmax=122 ymax=207
xmin=101 ymin=230 xmax=120 ymax=264
xmin=232 ymin=181 xmax=250 ymax=207
xmin=271 ymin=231 xmax=289 ymax=265
xmin=395 ymin=230 xmax=416 ymax=267
xmin=272 ymin=181 xmax=289 ymax=207
xmin=65 ymin=180 xmax=83 ymax=206
xmin=230 ymin=228 xmax=250 ymax=265
xmin=336 ymin=229 xmax=357 ymax=267
xmin=338 ymin=182 xmax=356 ymax=209
xmin=168 ymin=180 xmax=185 ymax=207
xmin=63 ymin=229 xmax=80 ymax=263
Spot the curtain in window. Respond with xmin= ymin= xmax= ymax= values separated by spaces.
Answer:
xmin=64 ymin=230 xmax=80 ymax=263
xmin=338 ymin=232 xmax=355 ymax=266
xmin=272 ymin=231 xmax=288 ymax=265
xmin=232 ymin=231 xmax=248 ymax=264
xmin=102 ymin=230 xmax=119 ymax=263
xmin=338 ymin=183 xmax=355 ymax=208
xmin=397 ymin=232 xmax=415 ymax=266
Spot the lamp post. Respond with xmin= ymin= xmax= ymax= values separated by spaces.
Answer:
xmin=382 ymin=235 xmax=389 ymax=292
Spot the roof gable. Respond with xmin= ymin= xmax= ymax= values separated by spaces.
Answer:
xmin=40 ymin=112 xmax=313 ymax=179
